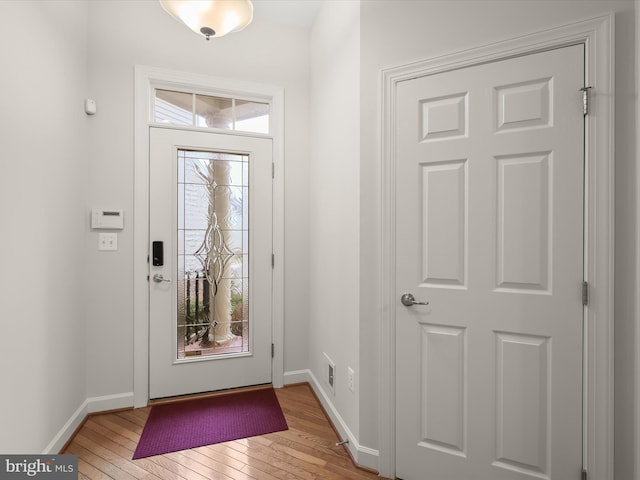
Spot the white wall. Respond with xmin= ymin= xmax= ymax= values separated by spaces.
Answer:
xmin=308 ymin=0 xmax=361 ymax=441
xmin=359 ymin=1 xmax=637 ymax=477
xmin=0 ymin=1 xmax=89 ymax=453
xmin=84 ymin=0 xmax=311 ymax=399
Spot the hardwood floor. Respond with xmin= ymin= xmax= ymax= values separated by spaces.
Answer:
xmin=63 ymin=383 xmax=382 ymax=480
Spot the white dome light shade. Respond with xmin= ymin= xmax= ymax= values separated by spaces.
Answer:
xmin=159 ymin=0 xmax=253 ymax=40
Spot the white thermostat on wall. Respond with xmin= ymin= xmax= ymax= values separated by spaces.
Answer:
xmin=91 ymin=209 xmax=124 ymax=230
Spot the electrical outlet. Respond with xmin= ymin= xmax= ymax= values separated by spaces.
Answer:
xmin=347 ymin=367 xmax=355 ymax=393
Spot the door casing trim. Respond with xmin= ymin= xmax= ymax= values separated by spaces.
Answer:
xmin=133 ymin=65 xmax=285 ymax=407
xmin=378 ymin=14 xmax=614 ymax=479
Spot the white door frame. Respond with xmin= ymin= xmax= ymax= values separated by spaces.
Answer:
xmin=378 ymin=15 xmax=614 ymax=480
xmin=133 ymin=65 xmax=285 ymax=407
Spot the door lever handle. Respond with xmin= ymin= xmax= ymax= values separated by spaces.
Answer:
xmin=153 ymin=274 xmax=171 ymax=283
xmin=401 ymin=292 xmax=429 ymax=307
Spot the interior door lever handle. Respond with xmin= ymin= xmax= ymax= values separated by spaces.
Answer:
xmin=401 ymin=292 xmax=429 ymax=307
xmin=153 ymin=274 xmax=171 ymax=283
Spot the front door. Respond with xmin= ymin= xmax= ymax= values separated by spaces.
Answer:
xmin=149 ymin=127 xmax=273 ymax=399
xmin=395 ymin=45 xmax=585 ymax=479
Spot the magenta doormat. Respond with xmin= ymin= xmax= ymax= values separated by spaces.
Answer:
xmin=132 ymin=388 xmax=288 ymax=459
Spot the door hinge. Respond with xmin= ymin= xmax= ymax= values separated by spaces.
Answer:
xmin=582 ymin=469 xmax=587 ymax=480
xmin=580 ymin=86 xmax=592 ymax=115
xmin=272 ymin=163 xmax=275 ymax=179
xmin=582 ymin=281 xmax=589 ymax=306
xmin=271 ymin=343 xmax=275 ymax=358
xmin=271 ymin=253 xmax=275 ymax=268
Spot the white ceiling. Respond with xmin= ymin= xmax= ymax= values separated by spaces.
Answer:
xmin=251 ymin=0 xmax=322 ymax=29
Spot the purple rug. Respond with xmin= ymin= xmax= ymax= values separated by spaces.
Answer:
xmin=132 ymin=388 xmax=288 ymax=459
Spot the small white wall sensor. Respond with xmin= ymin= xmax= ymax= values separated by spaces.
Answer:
xmin=84 ymin=99 xmax=97 ymax=115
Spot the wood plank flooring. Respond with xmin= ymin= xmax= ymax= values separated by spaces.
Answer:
xmin=63 ymin=383 xmax=382 ymax=480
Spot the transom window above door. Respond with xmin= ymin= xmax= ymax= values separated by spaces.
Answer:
xmin=154 ymin=89 xmax=270 ymax=134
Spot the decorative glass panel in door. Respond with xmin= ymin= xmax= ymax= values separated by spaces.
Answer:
xmin=177 ymin=149 xmax=249 ymax=359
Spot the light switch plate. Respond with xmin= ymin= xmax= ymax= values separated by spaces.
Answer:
xmin=98 ymin=233 xmax=117 ymax=251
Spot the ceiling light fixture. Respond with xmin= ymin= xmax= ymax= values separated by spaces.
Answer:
xmin=159 ymin=0 xmax=253 ymax=40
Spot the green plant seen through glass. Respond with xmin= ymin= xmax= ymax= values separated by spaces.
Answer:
xmin=184 ymin=278 xmax=243 ymax=335
xmin=231 ymin=290 xmax=243 ymax=336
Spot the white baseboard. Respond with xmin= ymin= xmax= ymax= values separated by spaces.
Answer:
xmin=43 ymin=400 xmax=88 ymax=454
xmin=283 ymin=369 xmax=312 ymax=385
xmin=87 ymin=392 xmax=134 ymax=414
xmin=284 ymin=369 xmax=379 ymax=472
xmin=43 ymin=392 xmax=134 ymax=454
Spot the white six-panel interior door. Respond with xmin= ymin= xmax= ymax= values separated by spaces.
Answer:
xmin=394 ymin=44 xmax=585 ymax=479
